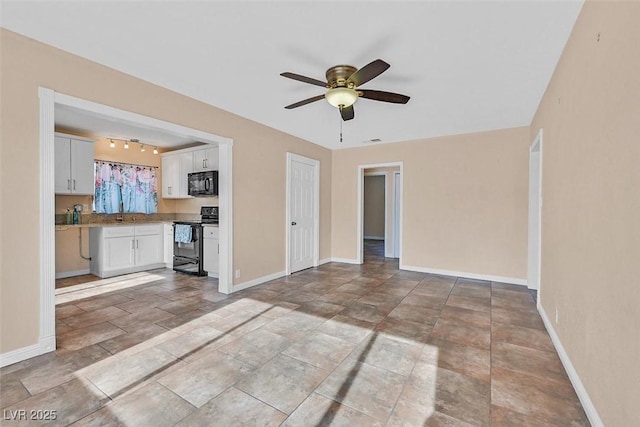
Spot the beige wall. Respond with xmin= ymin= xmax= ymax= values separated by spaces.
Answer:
xmin=332 ymin=127 xmax=530 ymax=279
xmin=363 ymin=175 xmax=385 ymax=239
xmin=0 ymin=30 xmax=331 ymax=354
xmin=531 ymin=1 xmax=640 ymax=424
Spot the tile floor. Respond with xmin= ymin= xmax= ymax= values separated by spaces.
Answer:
xmin=0 ymin=241 xmax=589 ymax=426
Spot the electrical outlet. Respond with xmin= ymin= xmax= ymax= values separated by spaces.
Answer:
xmin=83 ymin=204 xmax=89 ymax=212
xmin=555 ymin=308 xmax=559 ymax=324
xmin=235 ymin=269 xmax=241 ymax=279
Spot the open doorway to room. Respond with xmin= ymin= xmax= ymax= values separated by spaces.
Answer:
xmin=37 ymin=89 xmax=234 ymax=359
xmin=363 ymin=172 xmax=386 ymax=262
xmin=357 ymin=163 xmax=403 ymax=265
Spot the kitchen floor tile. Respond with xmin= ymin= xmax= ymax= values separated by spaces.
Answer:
xmin=235 ymin=354 xmax=328 ymax=414
xmin=175 ymin=387 xmax=286 ymax=427
xmin=158 ymin=350 xmax=254 ymax=407
xmin=0 ymin=240 xmax=588 ymax=425
xmin=315 ymin=356 xmax=406 ymax=422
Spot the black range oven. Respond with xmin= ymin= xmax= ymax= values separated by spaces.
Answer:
xmin=172 ymin=206 xmax=218 ymax=276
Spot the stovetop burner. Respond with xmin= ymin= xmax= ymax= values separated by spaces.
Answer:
xmin=173 ymin=206 xmax=219 ymax=226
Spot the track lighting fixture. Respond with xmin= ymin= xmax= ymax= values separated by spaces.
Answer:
xmin=106 ymin=137 xmax=158 ymax=154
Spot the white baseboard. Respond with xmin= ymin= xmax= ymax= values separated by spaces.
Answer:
xmin=317 ymin=258 xmax=332 ymax=266
xmin=363 ymin=236 xmax=384 ymax=241
xmin=538 ymin=305 xmax=603 ymax=427
xmin=0 ymin=336 xmax=56 ymax=368
xmin=55 ymin=269 xmax=90 ymax=279
xmin=233 ymin=270 xmax=286 ymax=292
xmin=400 ymin=264 xmax=527 ymax=286
xmin=331 ymin=257 xmax=361 ymax=265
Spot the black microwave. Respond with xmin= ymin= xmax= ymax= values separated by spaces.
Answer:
xmin=188 ymin=171 xmax=218 ymax=197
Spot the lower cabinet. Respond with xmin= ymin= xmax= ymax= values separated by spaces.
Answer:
xmin=90 ymin=224 xmax=165 ymax=278
xmin=202 ymin=225 xmax=219 ymax=278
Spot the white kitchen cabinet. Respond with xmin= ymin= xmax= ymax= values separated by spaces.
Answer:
xmin=54 ymin=133 xmax=95 ymax=195
xmin=193 ymin=147 xmax=218 ymax=172
xmin=163 ymin=223 xmax=174 ymax=267
xmin=202 ymin=225 xmax=219 ymax=277
xmin=90 ymin=224 xmax=165 ymax=278
xmin=161 ymin=152 xmax=192 ymax=199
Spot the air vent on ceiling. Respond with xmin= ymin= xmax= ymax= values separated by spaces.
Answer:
xmin=363 ymin=138 xmax=382 ymax=144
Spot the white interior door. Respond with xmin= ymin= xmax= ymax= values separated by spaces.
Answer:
xmin=288 ymin=153 xmax=319 ymax=274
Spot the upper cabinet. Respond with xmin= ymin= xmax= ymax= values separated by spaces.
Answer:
xmin=54 ymin=133 xmax=95 ymax=195
xmin=193 ymin=147 xmax=218 ymax=172
xmin=161 ymin=151 xmax=192 ymax=199
xmin=161 ymin=145 xmax=218 ymax=199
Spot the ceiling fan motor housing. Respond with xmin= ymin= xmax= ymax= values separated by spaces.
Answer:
xmin=326 ymin=65 xmax=357 ymax=88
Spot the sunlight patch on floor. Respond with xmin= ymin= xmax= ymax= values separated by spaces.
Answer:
xmin=55 ymin=272 xmax=166 ymax=304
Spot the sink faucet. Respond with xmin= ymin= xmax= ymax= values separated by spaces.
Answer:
xmin=116 ymin=201 xmax=124 ymax=221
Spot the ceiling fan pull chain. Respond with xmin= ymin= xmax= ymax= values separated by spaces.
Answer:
xmin=339 ymin=112 xmax=343 ymax=143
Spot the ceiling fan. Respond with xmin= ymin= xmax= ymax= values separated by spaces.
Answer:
xmin=281 ymin=59 xmax=410 ymax=121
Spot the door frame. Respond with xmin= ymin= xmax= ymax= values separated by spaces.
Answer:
xmin=357 ymin=162 xmax=403 ymax=264
xmin=285 ymin=152 xmax=320 ymax=275
xmin=37 ymin=88 xmax=234 ymax=358
xmin=528 ymin=129 xmax=543 ymax=296
xmin=393 ymin=171 xmax=401 ymax=258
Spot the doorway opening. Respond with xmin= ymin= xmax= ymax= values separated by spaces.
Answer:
xmin=528 ymin=129 xmax=543 ymax=297
xmin=37 ymin=88 xmax=234 ymax=360
xmin=357 ymin=162 xmax=403 ymax=265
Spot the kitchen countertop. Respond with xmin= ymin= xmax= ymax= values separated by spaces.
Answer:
xmin=54 ymin=221 xmax=173 ymax=231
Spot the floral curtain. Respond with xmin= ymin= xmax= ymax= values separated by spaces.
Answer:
xmin=94 ymin=161 xmax=158 ymax=214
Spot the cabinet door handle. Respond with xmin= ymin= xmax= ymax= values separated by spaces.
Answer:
xmin=168 ymin=186 xmax=172 ymax=195
xmin=132 ymin=240 xmax=135 ymax=249
xmin=217 ymin=243 xmax=219 ymax=254
xmin=291 ymin=221 xmax=297 ymax=226
xmin=136 ymin=240 xmax=139 ymax=249
xmin=67 ymin=179 xmax=71 ymax=190
xmin=73 ymin=179 xmax=76 ymax=190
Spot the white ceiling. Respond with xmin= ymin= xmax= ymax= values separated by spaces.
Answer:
xmin=1 ymin=0 xmax=584 ymax=149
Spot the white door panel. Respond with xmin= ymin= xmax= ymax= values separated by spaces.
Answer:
xmin=289 ymin=155 xmax=318 ymax=273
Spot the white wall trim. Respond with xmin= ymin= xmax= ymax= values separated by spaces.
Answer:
xmin=1 ymin=339 xmax=47 ymax=368
xmin=318 ymin=258 xmax=332 ymax=266
xmin=53 ymin=92 xmax=232 ymax=145
xmin=357 ymin=162 xmax=403 ymax=264
xmin=233 ymin=270 xmax=287 ymax=292
xmin=23 ymin=88 xmax=235 ymax=368
xmin=285 ymin=152 xmax=320 ymax=275
xmin=538 ymin=305 xmax=604 ymax=427
xmin=218 ymin=141 xmax=233 ymax=294
xmin=331 ymin=257 xmax=360 ymax=265
xmin=528 ymin=128 xmax=543 ymax=292
xmin=400 ymin=264 xmax=527 ymax=286
xmin=55 ymin=269 xmax=90 ymax=280
xmin=39 ymin=87 xmax=57 ymax=357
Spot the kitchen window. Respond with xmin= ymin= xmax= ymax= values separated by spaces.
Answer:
xmin=94 ymin=161 xmax=158 ymax=214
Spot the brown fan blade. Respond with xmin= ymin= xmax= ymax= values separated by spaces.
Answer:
xmin=340 ymin=105 xmax=354 ymax=121
xmin=280 ymin=72 xmax=327 ymax=88
xmin=284 ymin=94 xmax=325 ymax=109
xmin=347 ymin=59 xmax=390 ymax=87
xmin=359 ymin=89 xmax=410 ymax=104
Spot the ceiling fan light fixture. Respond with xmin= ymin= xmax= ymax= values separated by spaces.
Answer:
xmin=325 ymin=87 xmax=358 ymax=108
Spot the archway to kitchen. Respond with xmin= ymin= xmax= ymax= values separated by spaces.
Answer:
xmin=38 ymin=88 xmax=234 ymax=354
